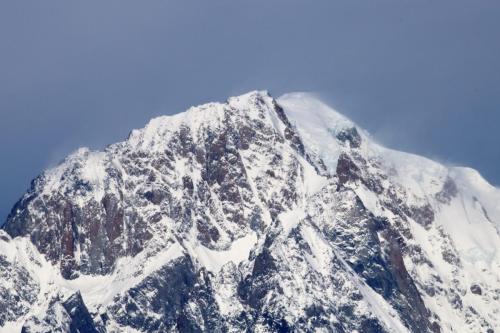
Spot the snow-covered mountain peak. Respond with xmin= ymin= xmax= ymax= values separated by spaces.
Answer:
xmin=278 ymin=92 xmax=365 ymax=171
xmin=2 ymin=90 xmax=500 ymax=333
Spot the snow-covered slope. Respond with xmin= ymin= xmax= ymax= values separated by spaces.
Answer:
xmin=1 ymin=91 xmax=499 ymax=332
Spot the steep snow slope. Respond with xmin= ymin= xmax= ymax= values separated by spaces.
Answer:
xmin=1 ymin=91 xmax=499 ymax=332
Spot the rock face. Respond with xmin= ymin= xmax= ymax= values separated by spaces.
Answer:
xmin=1 ymin=91 xmax=500 ymax=333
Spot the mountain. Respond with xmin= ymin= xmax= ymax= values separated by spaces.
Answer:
xmin=1 ymin=91 xmax=499 ymax=333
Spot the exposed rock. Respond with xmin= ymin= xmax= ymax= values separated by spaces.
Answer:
xmin=336 ymin=127 xmax=362 ymax=148
xmin=470 ymin=284 xmax=482 ymax=295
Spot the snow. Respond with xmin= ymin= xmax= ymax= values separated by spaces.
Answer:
xmin=300 ymin=224 xmax=333 ymax=275
xmin=354 ymin=185 xmax=386 ymax=217
xmin=40 ymin=147 xmax=109 ymax=204
xmin=278 ymin=92 xmax=354 ymax=171
xmin=279 ymin=208 xmax=305 ymax=235
xmin=228 ymin=90 xmax=272 ymax=110
xmin=186 ymin=232 xmax=258 ymax=273
xmin=0 ymin=321 xmax=22 ymax=333
xmin=62 ymin=240 xmax=185 ymax=308
xmin=451 ymin=166 xmax=500 ymax=230
xmin=80 ymin=151 xmax=108 ymax=201
xmin=407 ymin=197 xmax=500 ymax=331
xmin=128 ymin=98 xmax=234 ymax=152
xmin=433 ymin=184 xmax=500 ymax=280
xmin=0 ymin=231 xmax=16 ymax=260
xmin=378 ymin=147 xmax=449 ymax=200
xmin=297 ymin=153 xmax=328 ymax=195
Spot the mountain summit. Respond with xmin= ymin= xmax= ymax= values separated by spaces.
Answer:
xmin=1 ymin=91 xmax=499 ymax=332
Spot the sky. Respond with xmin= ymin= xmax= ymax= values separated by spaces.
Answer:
xmin=1 ymin=0 xmax=499 ymax=222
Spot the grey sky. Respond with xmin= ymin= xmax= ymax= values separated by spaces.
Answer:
xmin=1 ymin=0 xmax=499 ymax=221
